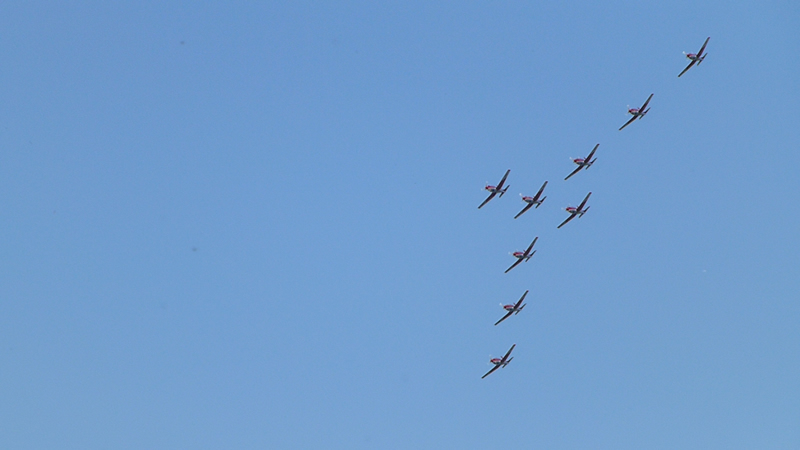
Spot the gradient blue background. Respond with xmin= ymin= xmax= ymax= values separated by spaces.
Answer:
xmin=2 ymin=2 xmax=799 ymax=448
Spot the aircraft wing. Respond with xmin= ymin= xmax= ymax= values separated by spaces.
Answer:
xmin=496 ymin=169 xmax=511 ymax=190
xmin=697 ymin=37 xmax=710 ymax=56
xmin=640 ymin=94 xmax=654 ymax=112
xmin=494 ymin=310 xmax=514 ymax=326
xmin=514 ymin=202 xmax=533 ymax=219
xmin=482 ymin=364 xmax=501 ymax=379
xmin=577 ymin=192 xmax=592 ymax=211
xmin=478 ymin=191 xmax=497 ymax=209
xmin=619 ymin=115 xmax=637 ymax=131
xmin=678 ymin=60 xmax=696 ymax=77
xmin=564 ymin=165 xmax=583 ymax=181
xmin=524 ymin=237 xmax=538 ymax=255
xmin=504 ymin=257 xmax=524 ymax=273
xmin=501 ymin=344 xmax=516 ymax=363
xmin=515 ymin=290 xmax=529 ymax=308
xmin=533 ymin=181 xmax=548 ymax=201
xmin=557 ymin=211 xmax=577 ymax=229
xmin=586 ymin=144 xmax=599 ymax=161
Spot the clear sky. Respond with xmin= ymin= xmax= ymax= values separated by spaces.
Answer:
xmin=2 ymin=2 xmax=799 ymax=448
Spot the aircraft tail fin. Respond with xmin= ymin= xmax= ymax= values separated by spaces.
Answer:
xmin=580 ymin=206 xmax=590 ymax=217
xmin=535 ymin=196 xmax=546 ymax=208
xmin=499 ymin=186 xmax=509 ymax=197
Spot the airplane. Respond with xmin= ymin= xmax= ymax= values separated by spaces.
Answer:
xmin=505 ymin=237 xmax=538 ymax=273
xmin=494 ymin=290 xmax=528 ymax=326
xmin=478 ymin=169 xmax=510 ymax=209
xmin=557 ymin=192 xmax=591 ymax=229
xmin=565 ymin=144 xmax=599 ymax=181
xmin=482 ymin=344 xmax=515 ymax=379
xmin=619 ymin=93 xmax=653 ymax=131
xmin=678 ymin=37 xmax=710 ymax=78
xmin=514 ymin=181 xmax=548 ymax=219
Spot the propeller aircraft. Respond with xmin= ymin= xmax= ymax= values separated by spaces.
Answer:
xmin=514 ymin=181 xmax=548 ymax=219
xmin=557 ymin=192 xmax=591 ymax=229
xmin=565 ymin=144 xmax=599 ymax=181
xmin=482 ymin=344 xmax=516 ymax=379
xmin=478 ymin=169 xmax=510 ymax=209
xmin=505 ymin=237 xmax=538 ymax=273
xmin=619 ymin=94 xmax=653 ymax=131
xmin=494 ymin=290 xmax=528 ymax=326
xmin=678 ymin=37 xmax=710 ymax=78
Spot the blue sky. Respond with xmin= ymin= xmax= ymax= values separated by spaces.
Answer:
xmin=1 ymin=2 xmax=799 ymax=448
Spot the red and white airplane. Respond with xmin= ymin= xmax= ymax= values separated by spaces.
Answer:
xmin=678 ymin=37 xmax=710 ymax=78
xmin=619 ymin=93 xmax=653 ymax=131
xmin=505 ymin=237 xmax=538 ymax=273
xmin=514 ymin=181 xmax=548 ymax=219
xmin=557 ymin=192 xmax=591 ymax=229
xmin=482 ymin=344 xmax=516 ymax=379
xmin=495 ymin=290 xmax=528 ymax=326
xmin=565 ymin=144 xmax=599 ymax=181
xmin=478 ymin=169 xmax=510 ymax=209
